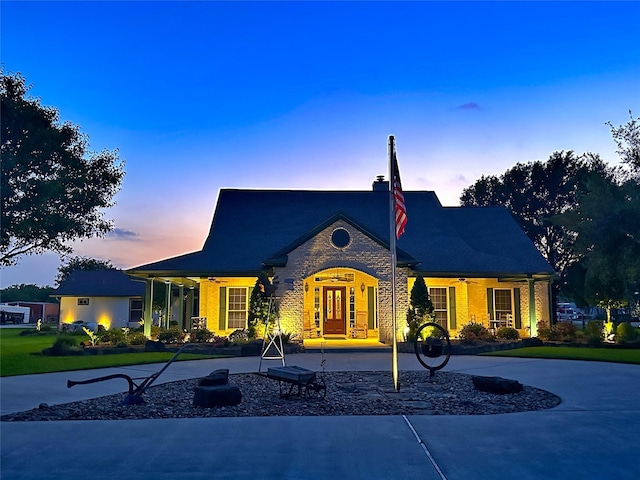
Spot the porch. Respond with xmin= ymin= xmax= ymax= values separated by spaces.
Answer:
xmin=302 ymin=337 xmax=390 ymax=351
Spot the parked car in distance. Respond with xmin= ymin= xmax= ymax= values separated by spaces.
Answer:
xmin=557 ymin=304 xmax=578 ymax=321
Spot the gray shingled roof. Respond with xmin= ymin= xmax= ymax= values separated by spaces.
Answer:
xmin=52 ymin=270 xmax=145 ymax=297
xmin=129 ymin=189 xmax=554 ymax=277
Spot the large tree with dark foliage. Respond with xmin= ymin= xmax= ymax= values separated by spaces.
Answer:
xmin=556 ymin=170 xmax=640 ymax=320
xmin=56 ymin=256 xmax=115 ymax=285
xmin=1 ymin=70 xmax=124 ymax=266
xmin=460 ymin=151 xmax=606 ymax=279
xmin=460 ymin=151 xmax=610 ymax=320
xmin=0 ymin=283 xmax=54 ymax=302
xmin=607 ymin=110 xmax=639 ymax=176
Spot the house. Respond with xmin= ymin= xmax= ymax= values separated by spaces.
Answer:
xmin=51 ymin=269 xmax=145 ymax=330
xmin=127 ymin=178 xmax=555 ymax=344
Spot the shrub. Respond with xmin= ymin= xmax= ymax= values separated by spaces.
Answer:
xmin=496 ymin=326 xmax=519 ymax=340
xmin=19 ymin=329 xmax=39 ymax=336
xmin=192 ymin=328 xmax=215 ymax=343
xmin=100 ymin=328 xmax=126 ymax=345
xmin=585 ymin=320 xmax=604 ymax=346
xmin=555 ymin=321 xmax=577 ymax=341
xmin=45 ymin=336 xmax=80 ymax=356
xmin=128 ymin=332 xmax=147 ymax=345
xmin=458 ymin=322 xmax=494 ymax=344
xmin=536 ymin=320 xmax=553 ymax=341
xmin=280 ymin=331 xmax=293 ymax=344
xmin=229 ymin=329 xmax=249 ymax=344
xmin=210 ymin=335 xmax=230 ymax=348
xmin=584 ymin=320 xmax=603 ymax=339
xmin=157 ymin=328 xmax=184 ymax=344
xmin=615 ymin=322 xmax=638 ymax=344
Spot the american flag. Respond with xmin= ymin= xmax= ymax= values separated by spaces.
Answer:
xmin=392 ymin=153 xmax=407 ymax=238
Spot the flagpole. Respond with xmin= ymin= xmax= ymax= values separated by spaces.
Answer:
xmin=388 ymin=135 xmax=400 ymax=392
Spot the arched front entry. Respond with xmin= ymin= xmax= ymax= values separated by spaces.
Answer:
xmin=302 ymin=267 xmax=378 ymax=339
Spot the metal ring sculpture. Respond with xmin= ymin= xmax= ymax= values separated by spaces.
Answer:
xmin=413 ymin=322 xmax=452 ymax=377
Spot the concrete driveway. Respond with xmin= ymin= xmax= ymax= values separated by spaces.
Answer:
xmin=1 ymin=353 xmax=639 ymax=479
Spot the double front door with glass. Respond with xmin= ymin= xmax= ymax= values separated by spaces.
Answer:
xmin=324 ymin=286 xmax=346 ymax=335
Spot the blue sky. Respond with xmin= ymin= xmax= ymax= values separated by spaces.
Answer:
xmin=1 ymin=1 xmax=639 ymax=288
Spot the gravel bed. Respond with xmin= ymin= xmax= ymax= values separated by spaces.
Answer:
xmin=1 ymin=371 xmax=561 ymax=422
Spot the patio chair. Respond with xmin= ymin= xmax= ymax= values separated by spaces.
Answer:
xmin=303 ymin=311 xmax=316 ymax=338
xmin=351 ymin=311 xmax=368 ymax=339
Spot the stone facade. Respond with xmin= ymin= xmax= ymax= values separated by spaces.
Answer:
xmin=271 ymin=219 xmax=408 ymax=344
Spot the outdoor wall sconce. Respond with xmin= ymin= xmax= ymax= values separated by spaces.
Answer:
xmin=305 ymin=282 xmax=309 ymax=293
xmin=360 ymin=282 xmax=365 ymax=294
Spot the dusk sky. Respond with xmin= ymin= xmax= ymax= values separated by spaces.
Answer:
xmin=1 ymin=1 xmax=639 ymax=288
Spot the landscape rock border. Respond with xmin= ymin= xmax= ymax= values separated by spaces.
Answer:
xmin=1 ymin=370 xmax=561 ymax=422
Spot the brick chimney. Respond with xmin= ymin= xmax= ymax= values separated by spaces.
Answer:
xmin=372 ymin=175 xmax=389 ymax=192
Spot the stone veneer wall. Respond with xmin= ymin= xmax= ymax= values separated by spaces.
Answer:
xmin=273 ymin=219 xmax=408 ymax=344
xmin=535 ymin=281 xmax=551 ymax=324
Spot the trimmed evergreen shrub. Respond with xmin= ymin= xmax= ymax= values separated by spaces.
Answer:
xmin=496 ymin=326 xmax=519 ymax=340
xmin=100 ymin=328 xmax=126 ymax=345
xmin=615 ymin=322 xmax=638 ymax=344
xmin=192 ymin=328 xmax=215 ymax=343
xmin=128 ymin=332 xmax=147 ymax=345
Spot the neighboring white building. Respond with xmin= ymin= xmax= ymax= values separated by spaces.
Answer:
xmin=51 ymin=270 xmax=145 ymax=330
xmin=0 ymin=304 xmax=31 ymax=324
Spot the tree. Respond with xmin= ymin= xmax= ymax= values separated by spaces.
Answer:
xmin=607 ymin=110 xmax=640 ymax=176
xmin=0 ymin=283 xmax=54 ymax=302
xmin=1 ymin=70 xmax=124 ymax=266
xmin=406 ymin=276 xmax=433 ymax=341
xmin=56 ymin=256 xmax=114 ymax=284
xmin=555 ymin=170 xmax=640 ymax=321
xmin=460 ymin=151 xmax=609 ymax=309
xmin=248 ymin=271 xmax=271 ymax=338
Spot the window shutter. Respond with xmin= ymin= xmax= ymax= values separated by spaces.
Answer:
xmin=448 ymin=286 xmax=457 ymax=330
xmin=219 ymin=286 xmax=227 ymax=331
xmin=487 ymin=288 xmax=494 ymax=320
xmin=514 ymin=288 xmax=522 ymax=329
xmin=367 ymin=286 xmax=375 ymax=329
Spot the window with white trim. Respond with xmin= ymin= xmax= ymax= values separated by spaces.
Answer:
xmin=227 ymin=287 xmax=248 ymax=329
xmin=494 ymin=289 xmax=513 ymax=321
xmin=429 ymin=287 xmax=448 ymax=328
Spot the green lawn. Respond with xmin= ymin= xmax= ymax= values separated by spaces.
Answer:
xmin=481 ymin=346 xmax=640 ymax=364
xmin=0 ymin=328 xmax=222 ymax=377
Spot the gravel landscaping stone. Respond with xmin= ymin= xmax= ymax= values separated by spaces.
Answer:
xmin=0 ymin=371 xmax=561 ymax=422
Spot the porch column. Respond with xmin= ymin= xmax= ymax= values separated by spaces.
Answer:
xmin=185 ymin=287 xmax=194 ymax=330
xmin=528 ymin=279 xmax=537 ymax=337
xmin=165 ymin=282 xmax=171 ymax=329
xmin=144 ymin=279 xmax=153 ymax=338
xmin=178 ymin=284 xmax=185 ymax=330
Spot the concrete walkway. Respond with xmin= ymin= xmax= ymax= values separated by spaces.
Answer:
xmin=1 ymin=352 xmax=639 ymax=479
